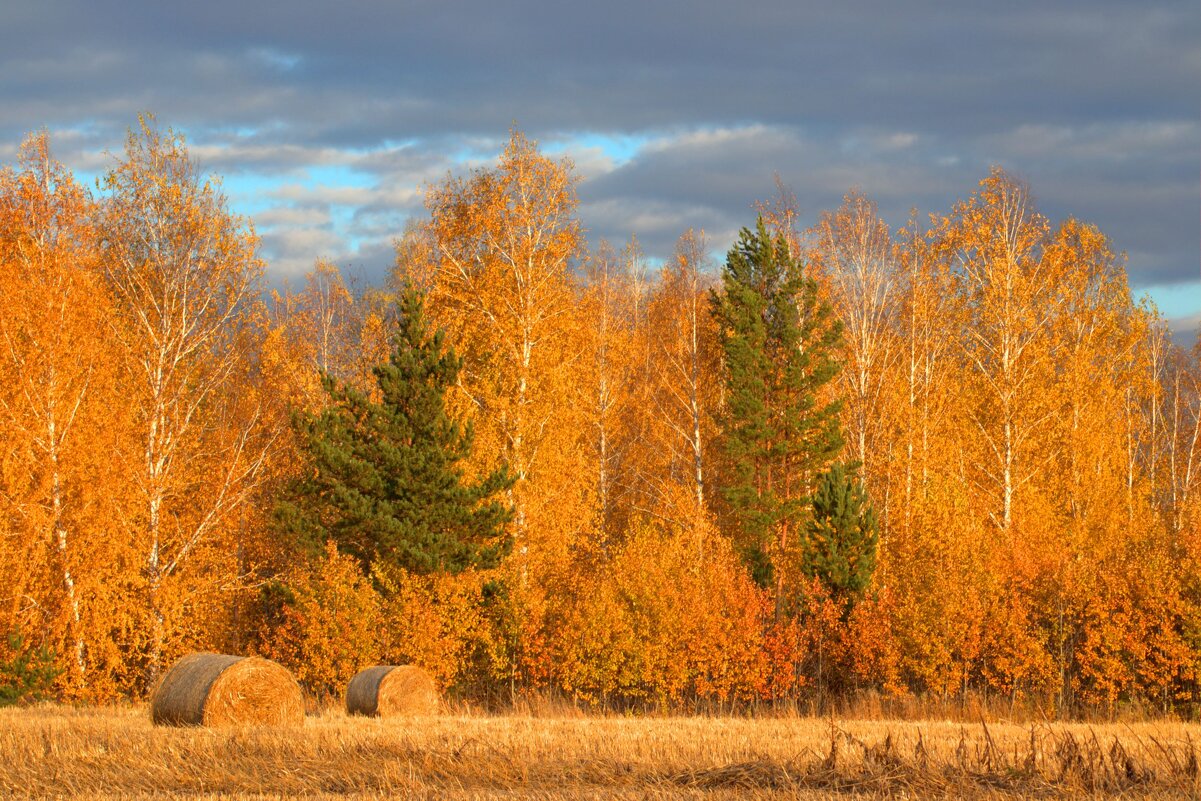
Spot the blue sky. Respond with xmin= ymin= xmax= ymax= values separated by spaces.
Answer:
xmin=2 ymin=1 xmax=1197 ymax=335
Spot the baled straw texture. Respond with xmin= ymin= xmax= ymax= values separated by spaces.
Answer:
xmin=151 ymin=652 xmax=304 ymax=727
xmin=345 ymin=665 xmax=440 ymax=717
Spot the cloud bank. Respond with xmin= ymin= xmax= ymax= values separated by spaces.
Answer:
xmin=1 ymin=1 xmax=1196 ymax=330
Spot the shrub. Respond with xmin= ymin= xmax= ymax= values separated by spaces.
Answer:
xmin=0 ymin=632 xmax=61 ymax=706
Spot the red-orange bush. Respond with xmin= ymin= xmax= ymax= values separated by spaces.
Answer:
xmin=258 ymin=542 xmax=382 ymax=699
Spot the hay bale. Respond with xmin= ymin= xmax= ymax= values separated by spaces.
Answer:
xmin=345 ymin=665 xmax=440 ymax=717
xmin=150 ymin=652 xmax=305 ymax=727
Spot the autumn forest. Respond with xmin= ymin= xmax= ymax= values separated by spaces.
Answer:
xmin=3 ymin=119 xmax=1200 ymax=718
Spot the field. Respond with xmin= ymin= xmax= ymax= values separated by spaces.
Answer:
xmin=3 ymin=705 xmax=1200 ymax=799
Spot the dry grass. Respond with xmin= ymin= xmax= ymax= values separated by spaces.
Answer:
xmin=1 ymin=704 xmax=1198 ymax=799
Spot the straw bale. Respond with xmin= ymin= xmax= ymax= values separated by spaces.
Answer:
xmin=345 ymin=665 xmax=439 ymax=717
xmin=150 ymin=652 xmax=304 ymax=727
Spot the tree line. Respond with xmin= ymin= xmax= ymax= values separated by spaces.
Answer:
xmin=1 ymin=121 xmax=1199 ymax=716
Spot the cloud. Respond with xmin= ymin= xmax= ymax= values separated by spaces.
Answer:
xmin=1167 ymin=313 xmax=1200 ymax=350
xmin=5 ymin=2 xmax=1196 ymax=141
xmin=0 ymin=0 xmax=1194 ymax=330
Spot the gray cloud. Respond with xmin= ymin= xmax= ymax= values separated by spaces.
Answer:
xmin=5 ymin=2 xmax=1197 ymax=141
xmin=1 ymin=1 xmax=1196 ymax=326
xmin=576 ymin=119 xmax=1199 ymax=292
xmin=1169 ymin=314 xmax=1201 ymax=350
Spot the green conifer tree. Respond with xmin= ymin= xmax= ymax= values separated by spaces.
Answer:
xmin=802 ymin=463 xmax=878 ymax=604
xmin=277 ymin=285 xmax=514 ymax=575
xmin=0 ymin=632 xmax=61 ymax=706
xmin=711 ymin=219 xmax=843 ymax=587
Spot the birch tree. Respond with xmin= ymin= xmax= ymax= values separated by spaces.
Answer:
xmin=813 ymin=193 xmax=900 ymax=497
xmin=422 ymin=130 xmax=588 ymax=574
xmin=98 ymin=118 xmax=273 ymax=684
xmin=0 ymin=133 xmax=123 ymax=694
xmin=644 ymin=229 xmax=722 ymax=525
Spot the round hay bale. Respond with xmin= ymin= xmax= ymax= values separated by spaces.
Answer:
xmin=345 ymin=665 xmax=440 ymax=717
xmin=150 ymin=652 xmax=305 ymax=727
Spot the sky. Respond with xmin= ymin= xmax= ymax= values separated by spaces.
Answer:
xmin=2 ymin=1 xmax=1198 ymax=337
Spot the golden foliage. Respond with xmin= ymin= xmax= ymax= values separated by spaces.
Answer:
xmin=0 ymin=125 xmax=1198 ymax=714
xmin=259 ymin=542 xmax=382 ymax=699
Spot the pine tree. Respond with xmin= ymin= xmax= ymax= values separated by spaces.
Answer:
xmin=277 ymin=284 xmax=514 ymax=575
xmin=802 ymin=463 xmax=878 ymax=603
xmin=711 ymin=219 xmax=844 ymax=587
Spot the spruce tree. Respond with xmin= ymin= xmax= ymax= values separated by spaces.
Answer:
xmin=711 ymin=219 xmax=843 ymax=587
xmin=276 ymin=285 xmax=514 ymax=575
xmin=802 ymin=463 xmax=878 ymax=603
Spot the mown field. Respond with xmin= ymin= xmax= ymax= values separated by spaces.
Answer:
xmin=2 ymin=704 xmax=1199 ymax=799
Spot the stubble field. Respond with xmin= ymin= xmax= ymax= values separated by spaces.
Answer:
xmin=2 ymin=704 xmax=1199 ymax=799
